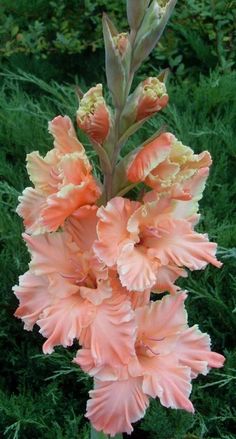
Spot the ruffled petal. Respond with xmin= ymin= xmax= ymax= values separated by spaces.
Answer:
xmin=145 ymin=160 xmax=179 ymax=189
xmin=86 ymin=377 xmax=149 ymax=436
xmin=23 ymin=231 xmax=79 ymax=277
xmin=84 ymin=293 xmax=136 ymax=367
xmin=127 ymin=132 xmax=173 ymax=183
xmin=108 ymin=272 xmax=151 ymax=310
xmin=135 ymin=293 xmax=188 ymax=343
xmin=127 ymin=197 xmax=172 ymax=235
xmin=47 ymin=272 xmax=79 ymax=298
xmin=78 ymin=103 xmax=110 ymax=144
xmin=175 ymin=325 xmax=225 ymax=378
xmin=129 ymin=290 xmax=151 ymax=309
xmin=145 ymin=140 xmax=212 ymax=194
xmin=80 ymin=279 xmax=112 ymax=306
xmin=16 ymin=188 xmax=47 ymax=235
xmin=59 ymin=151 xmax=91 ymax=185
xmin=117 ymin=242 xmax=157 ymax=292
xmin=41 ymin=178 xmax=101 ymax=232
xmin=152 ymin=265 xmax=187 ymax=294
xmin=141 ymin=354 xmax=194 ymax=412
xmin=48 ymin=115 xmax=84 ymax=154
xmin=94 ymin=197 xmax=140 ymax=266
xmin=13 ymin=271 xmax=51 ymax=330
xmin=148 ymin=218 xmax=222 ymax=270
xmin=65 ymin=205 xmax=98 ymax=252
xmin=171 ymin=167 xmax=210 ymax=203
xmin=74 ymin=348 xmax=119 ymax=381
xmin=26 ymin=149 xmax=59 ymax=194
xmin=37 ymin=295 xmax=95 ymax=354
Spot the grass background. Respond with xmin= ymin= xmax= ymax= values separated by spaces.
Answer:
xmin=0 ymin=1 xmax=236 ymax=438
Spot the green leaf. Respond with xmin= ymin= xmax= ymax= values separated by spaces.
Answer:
xmin=11 ymin=25 xmax=19 ymax=37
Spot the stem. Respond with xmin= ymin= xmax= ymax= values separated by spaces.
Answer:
xmin=104 ymin=30 xmax=137 ymax=202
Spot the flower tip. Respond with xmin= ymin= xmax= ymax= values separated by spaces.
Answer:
xmin=188 ymin=401 xmax=195 ymax=414
xmin=22 ymin=232 xmax=30 ymax=243
xmin=179 ymin=290 xmax=188 ymax=302
xmin=42 ymin=341 xmax=54 ymax=355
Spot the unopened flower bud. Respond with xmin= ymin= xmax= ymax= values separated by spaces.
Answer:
xmin=113 ymin=33 xmax=129 ymax=57
xmin=120 ymin=77 xmax=168 ymax=136
xmin=132 ymin=0 xmax=177 ymax=72
xmin=102 ymin=14 xmax=126 ymax=108
xmin=77 ymin=84 xmax=111 ymax=145
xmin=127 ymin=0 xmax=151 ymax=31
xmin=136 ymin=77 xmax=168 ymax=120
xmin=158 ymin=0 xmax=170 ymax=6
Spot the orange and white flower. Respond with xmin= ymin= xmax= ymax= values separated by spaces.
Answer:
xmin=77 ymin=84 xmax=111 ymax=144
xmin=120 ymin=77 xmax=168 ymax=134
xmin=136 ymin=77 xmax=169 ymax=120
xmin=16 ymin=115 xmax=101 ymax=234
xmin=127 ymin=132 xmax=212 ymax=201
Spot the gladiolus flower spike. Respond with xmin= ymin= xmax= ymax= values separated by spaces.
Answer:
xmin=13 ymin=1 xmax=225 ymax=438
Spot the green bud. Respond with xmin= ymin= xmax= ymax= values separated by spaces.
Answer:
xmin=102 ymin=14 xmax=126 ymax=108
xmin=126 ymin=0 xmax=151 ymax=31
xmin=132 ymin=0 xmax=177 ymax=71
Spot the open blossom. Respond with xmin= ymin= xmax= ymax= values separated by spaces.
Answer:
xmin=13 ymin=208 xmax=136 ymax=366
xmin=76 ymin=293 xmax=225 ymax=436
xmin=94 ymin=195 xmax=221 ymax=292
xmin=127 ymin=132 xmax=212 ymax=201
xmin=16 ymin=115 xmax=101 ymax=234
xmin=77 ymin=84 xmax=111 ymax=144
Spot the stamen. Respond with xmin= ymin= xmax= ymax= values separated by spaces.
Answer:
xmin=147 ymin=336 xmax=165 ymax=342
xmin=60 ymin=273 xmax=78 ymax=280
xmin=60 ymin=272 xmax=85 ymax=283
xmin=143 ymin=343 xmax=160 ymax=356
xmin=146 ymin=226 xmax=161 ymax=238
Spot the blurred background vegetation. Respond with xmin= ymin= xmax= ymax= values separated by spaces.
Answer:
xmin=0 ymin=0 xmax=235 ymax=81
xmin=0 ymin=1 xmax=235 ymax=438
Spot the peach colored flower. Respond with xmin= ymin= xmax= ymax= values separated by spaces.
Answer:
xmin=127 ymin=132 xmax=172 ymax=183
xmin=136 ymin=77 xmax=169 ymax=121
xmin=120 ymin=78 xmax=168 ymax=135
xmin=14 ymin=211 xmax=136 ymax=366
xmin=12 ymin=4 xmax=225 ymax=437
xmin=127 ymin=132 xmax=212 ymax=202
xmin=94 ymin=196 xmax=221 ymax=292
xmin=16 ymin=115 xmax=101 ymax=234
xmin=77 ymin=84 xmax=111 ymax=144
xmin=76 ymin=293 xmax=225 ymax=436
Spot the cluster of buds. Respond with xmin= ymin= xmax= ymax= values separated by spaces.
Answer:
xmin=14 ymin=1 xmax=225 ymax=438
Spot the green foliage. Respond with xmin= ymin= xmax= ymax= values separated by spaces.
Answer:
xmin=149 ymin=0 xmax=236 ymax=77
xmin=0 ymin=0 xmax=126 ymax=57
xmin=0 ymin=0 xmax=126 ymax=81
xmin=0 ymin=1 xmax=235 ymax=82
xmin=0 ymin=69 xmax=235 ymax=438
